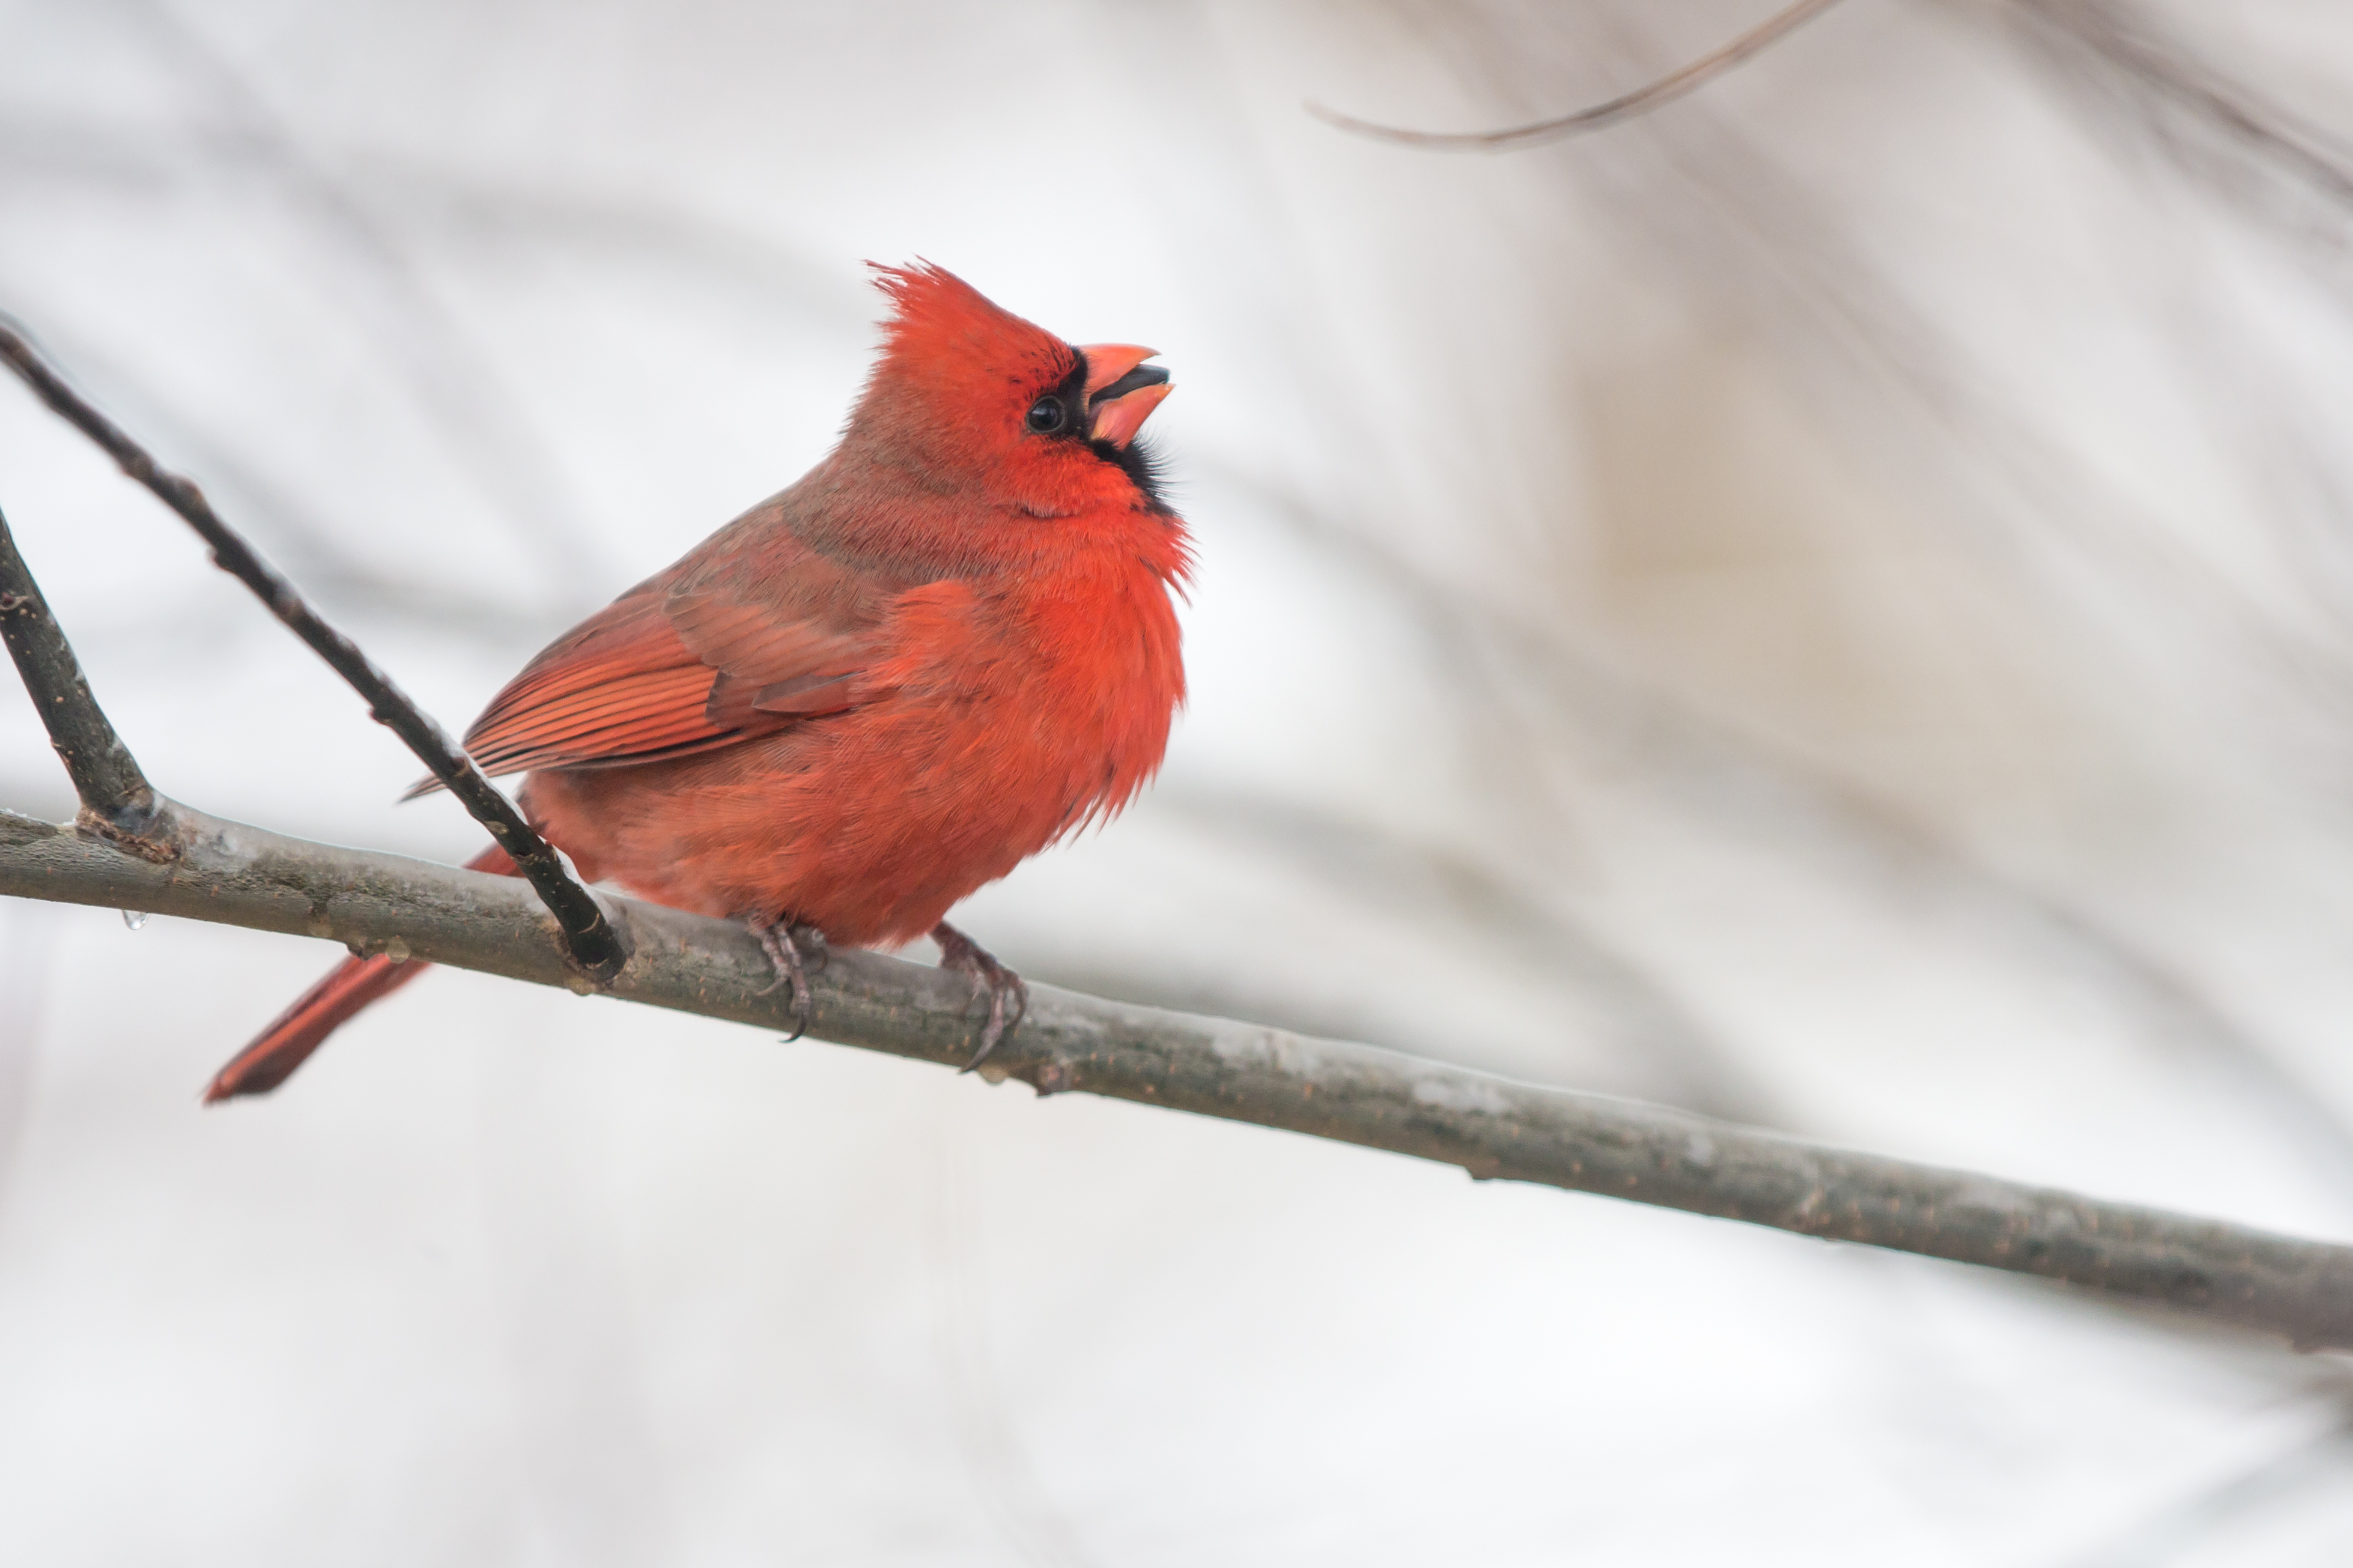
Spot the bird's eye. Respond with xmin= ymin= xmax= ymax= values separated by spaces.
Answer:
xmin=1026 ymin=396 xmax=1067 ymax=434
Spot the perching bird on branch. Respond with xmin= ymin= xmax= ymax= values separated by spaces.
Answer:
xmin=205 ymin=262 xmax=1186 ymax=1101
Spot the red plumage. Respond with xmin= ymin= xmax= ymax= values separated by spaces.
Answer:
xmin=206 ymin=263 xmax=1187 ymax=1101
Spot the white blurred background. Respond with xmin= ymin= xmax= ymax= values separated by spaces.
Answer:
xmin=6 ymin=0 xmax=2353 ymax=1560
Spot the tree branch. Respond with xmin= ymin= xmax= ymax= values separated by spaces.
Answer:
xmin=0 ymin=506 xmax=164 ymax=850
xmin=1307 ymin=0 xmax=1850 ymax=152
xmin=3 ymin=802 xmax=2349 ymax=1354
xmin=0 ymin=319 xmax=625 ymax=983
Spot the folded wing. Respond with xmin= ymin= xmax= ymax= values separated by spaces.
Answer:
xmin=408 ymin=555 xmax=884 ymax=798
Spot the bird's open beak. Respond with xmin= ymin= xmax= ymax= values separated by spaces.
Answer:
xmin=1078 ymin=344 xmax=1173 ymax=449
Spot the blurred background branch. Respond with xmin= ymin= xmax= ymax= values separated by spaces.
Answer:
xmin=1309 ymin=0 xmax=1851 ymax=149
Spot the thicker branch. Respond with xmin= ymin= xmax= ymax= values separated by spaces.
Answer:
xmin=4 ymin=802 xmax=2351 ymax=1355
xmin=0 ymin=321 xmax=624 ymax=982
xmin=0 ymin=505 xmax=163 ymax=849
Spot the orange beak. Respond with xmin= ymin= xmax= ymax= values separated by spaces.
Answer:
xmin=1078 ymin=343 xmax=1173 ymax=449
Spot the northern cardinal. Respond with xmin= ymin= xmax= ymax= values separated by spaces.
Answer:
xmin=205 ymin=262 xmax=1185 ymax=1101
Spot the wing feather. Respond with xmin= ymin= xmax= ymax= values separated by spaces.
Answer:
xmin=404 ymin=537 xmax=888 ymax=799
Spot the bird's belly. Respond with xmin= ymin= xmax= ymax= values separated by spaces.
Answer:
xmin=522 ymin=651 xmax=1173 ymax=948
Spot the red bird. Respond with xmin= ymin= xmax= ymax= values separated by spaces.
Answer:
xmin=205 ymin=262 xmax=1186 ymax=1101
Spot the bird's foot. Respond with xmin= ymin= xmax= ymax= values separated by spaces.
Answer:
xmin=931 ymin=921 xmax=1028 ymax=1073
xmin=748 ymin=913 xmax=827 ymax=1041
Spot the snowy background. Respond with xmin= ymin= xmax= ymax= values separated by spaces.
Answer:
xmin=7 ymin=0 xmax=2353 ymax=1561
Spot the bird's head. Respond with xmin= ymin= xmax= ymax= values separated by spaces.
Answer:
xmin=845 ymin=262 xmax=1174 ymax=525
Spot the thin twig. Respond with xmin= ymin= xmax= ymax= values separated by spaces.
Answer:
xmin=1308 ymin=0 xmax=1850 ymax=151
xmin=0 ymin=504 xmax=163 ymax=850
xmin=2 ymin=802 xmax=2350 ymax=1354
xmin=0 ymin=322 xmax=626 ymax=983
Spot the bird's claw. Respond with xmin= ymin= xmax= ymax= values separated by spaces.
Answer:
xmin=931 ymin=921 xmax=1028 ymax=1073
xmin=750 ymin=915 xmax=826 ymax=1040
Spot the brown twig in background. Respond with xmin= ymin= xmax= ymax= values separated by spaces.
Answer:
xmin=2008 ymin=0 xmax=2353 ymax=216
xmin=3 ymin=802 xmax=2351 ymax=1354
xmin=1307 ymin=0 xmax=1850 ymax=151
xmin=0 ymin=320 xmax=626 ymax=983
xmin=0 ymin=505 xmax=162 ymax=849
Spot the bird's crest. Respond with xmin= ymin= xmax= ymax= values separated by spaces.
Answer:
xmin=863 ymin=261 xmax=1075 ymax=411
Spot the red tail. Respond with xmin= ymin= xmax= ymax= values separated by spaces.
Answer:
xmin=203 ymin=846 xmax=519 ymax=1103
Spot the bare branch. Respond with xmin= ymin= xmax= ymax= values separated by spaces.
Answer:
xmin=1307 ymin=0 xmax=1850 ymax=152
xmin=2 ymin=803 xmax=2349 ymax=1354
xmin=0 ymin=320 xmax=625 ymax=984
xmin=0 ymin=505 xmax=162 ymax=849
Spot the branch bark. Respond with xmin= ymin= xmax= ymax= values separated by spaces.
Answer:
xmin=4 ymin=801 xmax=2350 ymax=1354
xmin=0 ymin=321 xmax=624 ymax=982
xmin=0 ymin=506 xmax=163 ymax=849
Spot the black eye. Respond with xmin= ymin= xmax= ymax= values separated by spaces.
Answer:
xmin=1026 ymin=396 xmax=1067 ymax=434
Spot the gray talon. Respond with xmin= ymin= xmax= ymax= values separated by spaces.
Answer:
xmin=931 ymin=920 xmax=1028 ymax=1071
xmin=750 ymin=914 xmax=821 ymax=1041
